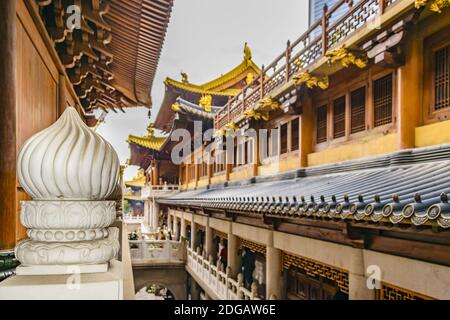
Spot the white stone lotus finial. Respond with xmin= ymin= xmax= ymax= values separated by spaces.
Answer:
xmin=17 ymin=107 xmax=119 ymax=200
xmin=15 ymin=107 xmax=120 ymax=274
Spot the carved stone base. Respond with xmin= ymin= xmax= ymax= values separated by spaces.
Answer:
xmin=0 ymin=260 xmax=123 ymax=300
xmin=15 ymin=227 xmax=120 ymax=266
xmin=15 ymin=263 xmax=108 ymax=275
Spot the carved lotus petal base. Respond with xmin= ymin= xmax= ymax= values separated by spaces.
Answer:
xmin=15 ymin=227 xmax=120 ymax=266
xmin=20 ymin=201 xmax=117 ymax=230
xmin=27 ymin=228 xmax=109 ymax=242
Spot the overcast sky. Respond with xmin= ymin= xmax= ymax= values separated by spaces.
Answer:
xmin=96 ymin=0 xmax=309 ymax=181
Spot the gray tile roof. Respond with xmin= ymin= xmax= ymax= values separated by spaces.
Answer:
xmin=176 ymin=97 xmax=221 ymax=119
xmin=159 ymin=144 xmax=450 ymax=229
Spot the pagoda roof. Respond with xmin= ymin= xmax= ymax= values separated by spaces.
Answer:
xmin=174 ymin=97 xmax=221 ymax=120
xmin=127 ymin=122 xmax=169 ymax=152
xmin=154 ymin=43 xmax=261 ymax=131
xmin=124 ymin=194 xmax=146 ymax=201
xmin=127 ymin=135 xmax=168 ymax=151
xmin=164 ymin=78 xmax=240 ymax=97
xmin=124 ymin=171 xmax=146 ymax=188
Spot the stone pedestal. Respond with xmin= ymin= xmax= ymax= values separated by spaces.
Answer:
xmin=0 ymin=107 xmax=122 ymax=299
xmin=0 ymin=260 xmax=123 ymax=300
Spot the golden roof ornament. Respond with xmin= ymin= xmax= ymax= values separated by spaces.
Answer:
xmin=415 ymin=0 xmax=450 ymax=13
xmin=258 ymin=98 xmax=280 ymax=111
xmin=245 ymin=72 xmax=255 ymax=85
xmin=180 ymin=71 xmax=189 ymax=84
xmin=146 ymin=123 xmax=155 ymax=139
xmin=326 ymin=46 xmax=368 ymax=69
xmin=171 ymin=103 xmax=181 ymax=113
xmin=125 ymin=158 xmax=131 ymax=165
xmin=136 ymin=169 xmax=145 ymax=179
xmin=244 ymin=109 xmax=270 ymax=121
xmin=199 ymin=94 xmax=212 ymax=112
xmin=244 ymin=42 xmax=252 ymax=64
xmin=293 ymin=72 xmax=329 ymax=90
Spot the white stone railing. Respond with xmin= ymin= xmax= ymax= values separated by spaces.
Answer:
xmin=122 ymin=214 xmax=145 ymax=223
xmin=186 ymin=247 xmax=261 ymax=300
xmin=141 ymin=184 xmax=180 ymax=198
xmin=129 ymin=240 xmax=184 ymax=265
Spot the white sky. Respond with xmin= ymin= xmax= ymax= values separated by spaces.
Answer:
xmin=96 ymin=0 xmax=309 ymax=181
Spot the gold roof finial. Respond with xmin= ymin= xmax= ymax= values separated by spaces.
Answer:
xmin=244 ymin=42 xmax=252 ymax=62
xmin=136 ymin=169 xmax=145 ymax=179
xmin=199 ymin=94 xmax=212 ymax=112
xmin=146 ymin=123 xmax=155 ymax=138
xmin=245 ymin=72 xmax=255 ymax=85
xmin=180 ymin=71 xmax=189 ymax=84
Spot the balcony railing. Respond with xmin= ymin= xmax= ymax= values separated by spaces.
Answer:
xmin=186 ymin=247 xmax=261 ymax=300
xmin=141 ymin=184 xmax=180 ymax=198
xmin=129 ymin=240 xmax=185 ymax=265
xmin=214 ymin=0 xmax=400 ymax=129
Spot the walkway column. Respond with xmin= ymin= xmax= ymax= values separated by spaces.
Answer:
xmin=190 ymin=278 xmax=201 ymax=300
xmin=173 ymin=215 xmax=179 ymax=241
xmin=167 ymin=212 xmax=172 ymax=231
xmin=266 ymin=245 xmax=282 ymax=300
xmin=180 ymin=217 xmax=186 ymax=239
xmin=0 ymin=0 xmax=17 ymax=251
xmin=144 ymin=200 xmax=150 ymax=226
xmin=349 ymin=249 xmax=373 ymax=300
xmin=191 ymin=222 xmax=197 ymax=250
xmin=228 ymin=233 xmax=240 ymax=278
xmin=205 ymin=222 xmax=213 ymax=259
xmin=152 ymin=201 xmax=160 ymax=231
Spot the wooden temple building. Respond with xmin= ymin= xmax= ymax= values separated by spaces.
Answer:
xmin=128 ymin=0 xmax=450 ymax=300
xmin=0 ymin=0 xmax=174 ymax=255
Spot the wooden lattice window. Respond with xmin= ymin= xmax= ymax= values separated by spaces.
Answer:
xmin=188 ymin=164 xmax=195 ymax=181
xmin=316 ymin=105 xmax=328 ymax=144
xmin=291 ymin=118 xmax=299 ymax=151
xmin=434 ymin=44 xmax=450 ymax=111
xmin=280 ymin=123 xmax=288 ymax=154
xmin=200 ymin=159 xmax=207 ymax=178
xmin=333 ymin=96 xmax=346 ymax=139
xmin=373 ymin=74 xmax=393 ymax=127
xmin=351 ymin=87 xmax=366 ymax=134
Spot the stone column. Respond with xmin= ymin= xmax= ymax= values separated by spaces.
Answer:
xmin=167 ymin=212 xmax=172 ymax=232
xmin=180 ymin=217 xmax=186 ymax=239
xmin=152 ymin=201 xmax=160 ymax=231
xmin=144 ymin=200 xmax=150 ymax=226
xmin=190 ymin=278 xmax=201 ymax=300
xmin=191 ymin=222 xmax=197 ymax=250
xmin=173 ymin=215 xmax=179 ymax=241
xmin=266 ymin=246 xmax=282 ymax=300
xmin=349 ymin=249 xmax=373 ymax=300
xmin=205 ymin=223 xmax=213 ymax=259
xmin=227 ymin=233 xmax=240 ymax=278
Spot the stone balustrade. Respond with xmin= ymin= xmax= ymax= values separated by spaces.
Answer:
xmin=141 ymin=184 xmax=180 ymax=198
xmin=186 ymin=247 xmax=261 ymax=300
xmin=129 ymin=240 xmax=185 ymax=265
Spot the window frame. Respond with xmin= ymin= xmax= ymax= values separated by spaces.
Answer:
xmin=427 ymin=36 xmax=450 ymax=121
